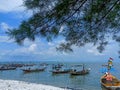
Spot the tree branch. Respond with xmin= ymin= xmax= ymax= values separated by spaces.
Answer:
xmin=93 ymin=0 xmax=119 ymax=28
xmin=59 ymin=0 xmax=88 ymax=24
xmin=42 ymin=0 xmax=87 ymax=31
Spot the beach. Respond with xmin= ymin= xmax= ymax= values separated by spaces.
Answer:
xmin=0 ymin=79 xmax=67 ymax=90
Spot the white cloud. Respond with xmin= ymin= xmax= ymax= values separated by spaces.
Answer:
xmin=0 ymin=36 xmax=8 ymax=42
xmin=55 ymin=39 xmax=65 ymax=45
xmin=48 ymin=42 xmax=54 ymax=46
xmin=59 ymin=25 xmax=64 ymax=33
xmin=0 ymin=22 xmax=13 ymax=38
xmin=9 ymin=39 xmax=67 ymax=58
xmin=0 ymin=22 xmax=14 ymax=43
xmin=28 ymin=44 xmax=37 ymax=52
xmin=12 ymin=47 xmax=28 ymax=54
xmin=0 ymin=0 xmax=25 ymax=13
xmin=87 ymin=46 xmax=104 ymax=56
xmin=0 ymin=36 xmax=14 ymax=43
xmin=11 ymin=43 xmax=37 ymax=55
xmin=0 ymin=22 xmax=12 ymax=31
xmin=1 ymin=36 xmax=119 ymax=62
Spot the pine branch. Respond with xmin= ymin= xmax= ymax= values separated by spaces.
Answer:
xmin=42 ymin=0 xmax=87 ymax=31
xmin=93 ymin=0 xmax=119 ymax=29
xmin=59 ymin=0 xmax=88 ymax=24
xmin=33 ymin=0 xmax=81 ymax=30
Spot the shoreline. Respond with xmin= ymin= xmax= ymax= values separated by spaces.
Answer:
xmin=0 ymin=79 xmax=67 ymax=90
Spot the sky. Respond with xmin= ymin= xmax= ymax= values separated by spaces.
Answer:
xmin=0 ymin=0 xmax=120 ymax=62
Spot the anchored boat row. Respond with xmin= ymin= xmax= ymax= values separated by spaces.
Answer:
xmin=0 ymin=63 xmax=90 ymax=76
xmin=51 ymin=64 xmax=90 ymax=75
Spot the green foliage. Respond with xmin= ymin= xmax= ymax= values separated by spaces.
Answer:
xmin=7 ymin=0 xmax=120 ymax=54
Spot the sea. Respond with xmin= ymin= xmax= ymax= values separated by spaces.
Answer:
xmin=0 ymin=61 xmax=120 ymax=90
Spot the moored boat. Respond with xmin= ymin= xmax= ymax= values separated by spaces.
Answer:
xmin=51 ymin=64 xmax=71 ymax=74
xmin=22 ymin=68 xmax=45 ymax=73
xmin=0 ymin=66 xmax=16 ymax=70
xmin=52 ymin=69 xmax=70 ymax=74
xmin=70 ymin=64 xmax=90 ymax=75
xmin=100 ymin=57 xmax=120 ymax=90
xmin=70 ymin=69 xmax=89 ymax=75
xmin=100 ymin=74 xmax=120 ymax=90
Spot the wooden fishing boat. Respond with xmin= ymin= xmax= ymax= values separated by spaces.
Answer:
xmin=22 ymin=68 xmax=45 ymax=73
xmin=70 ymin=69 xmax=89 ymax=75
xmin=52 ymin=69 xmax=70 ymax=74
xmin=51 ymin=64 xmax=71 ymax=74
xmin=0 ymin=66 xmax=16 ymax=70
xmin=70 ymin=64 xmax=90 ymax=75
xmin=100 ymin=74 xmax=120 ymax=90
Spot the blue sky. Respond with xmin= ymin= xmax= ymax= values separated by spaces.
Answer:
xmin=0 ymin=0 xmax=119 ymax=62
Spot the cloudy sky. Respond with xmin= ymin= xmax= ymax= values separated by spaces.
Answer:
xmin=0 ymin=0 xmax=119 ymax=62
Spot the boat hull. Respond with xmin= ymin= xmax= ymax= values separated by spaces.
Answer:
xmin=0 ymin=67 xmax=16 ymax=70
xmin=23 ymin=69 xmax=45 ymax=73
xmin=70 ymin=70 xmax=89 ymax=75
xmin=52 ymin=70 xmax=70 ymax=74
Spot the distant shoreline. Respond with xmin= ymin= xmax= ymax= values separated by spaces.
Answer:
xmin=0 ymin=79 xmax=66 ymax=90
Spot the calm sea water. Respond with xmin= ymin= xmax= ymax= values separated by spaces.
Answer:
xmin=0 ymin=61 xmax=120 ymax=90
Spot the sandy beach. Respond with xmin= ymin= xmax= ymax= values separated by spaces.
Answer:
xmin=0 ymin=79 xmax=67 ymax=90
